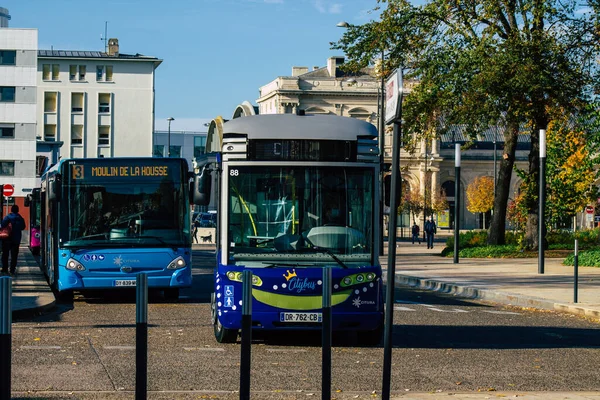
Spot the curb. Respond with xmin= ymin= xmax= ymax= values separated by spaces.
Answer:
xmin=394 ymin=273 xmax=600 ymax=319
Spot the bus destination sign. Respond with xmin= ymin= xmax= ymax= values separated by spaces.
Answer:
xmin=69 ymin=162 xmax=172 ymax=181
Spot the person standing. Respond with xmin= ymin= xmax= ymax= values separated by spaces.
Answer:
xmin=1 ymin=205 xmax=26 ymax=275
xmin=424 ymin=216 xmax=437 ymax=249
xmin=411 ymin=222 xmax=421 ymax=244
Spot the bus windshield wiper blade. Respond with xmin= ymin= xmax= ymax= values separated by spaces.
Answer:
xmin=301 ymin=237 xmax=348 ymax=269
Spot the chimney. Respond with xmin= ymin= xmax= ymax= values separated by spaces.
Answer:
xmin=108 ymin=38 xmax=119 ymax=56
xmin=327 ymin=56 xmax=344 ymax=78
xmin=313 ymin=66 xmax=319 ymax=71
xmin=292 ymin=66 xmax=309 ymax=77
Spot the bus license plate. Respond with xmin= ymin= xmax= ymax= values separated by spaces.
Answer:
xmin=115 ymin=280 xmax=136 ymax=287
xmin=280 ymin=312 xmax=322 ymax=323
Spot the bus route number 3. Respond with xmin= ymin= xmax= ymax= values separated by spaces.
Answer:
xmin=230 ymin=169 xmax=239 ymax=176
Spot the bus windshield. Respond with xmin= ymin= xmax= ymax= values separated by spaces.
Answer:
xmin=228 ymin=165 xmax=374 ymax=264
xmin=61 ymin=178 xmax=189 ymax=248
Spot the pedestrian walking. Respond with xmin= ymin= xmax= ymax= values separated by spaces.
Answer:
xmin=1 ymin=204 xmax=26 ymax=275
xmin=192 ymin=218 xmax=200 ymax=244
xmin=411 ymin=222 xmax=421 ymax=244
xmin=424 ymin=216 xmax=437 ymax=249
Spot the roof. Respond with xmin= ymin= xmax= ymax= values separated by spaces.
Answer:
xmin=38 ymin=50 xmax=160 ymax=61
xmin=223 ymin=114 xmax=378 ymax=141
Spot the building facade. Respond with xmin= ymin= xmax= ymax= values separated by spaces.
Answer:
xmin=0 ymin=26 xmax=38 ymax=214
xmin=153 ymin=129 xmax=207 ymax=172
xmin=36 ymin=39 xmax=162 ymax=162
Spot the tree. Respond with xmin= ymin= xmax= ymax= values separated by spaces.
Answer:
xmin=466 ymin=176 xmax=495 ymax=228
xmin=545 ymin=107 xmax=600 ymax=226
xmin=333 ymin=0 xmax=600 ymax=248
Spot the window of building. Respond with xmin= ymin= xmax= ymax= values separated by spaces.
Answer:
xmin=69 ymin=65 xmax=77 ymax=80
xmin=44 ymin=124 xmax=57 ymax=141
xmin=96 ymin=65 xmax=114 ymax=82
xmin=42 ymin=64 xmax=50 ymax=80
xmin=96 ymin=66 xmax=104 ymax=81
xmin=0 ymin=161 xmax=15 ymax=176
xmin=71 ymin=125 xmax=83 ymax=145
xmin=43 ymin=64 xmax=60 ymax=81
xmin=0 ymin=124 xmax=15 ymax=138
xmin=0 ymin=87 xmax=15 ymax=102
xmin=44 ymin=92 xmax=57 ymax=113
xmin=0 ymin=125 xmax=15 ymax=138
xmin=79 ymin=65 xmax=86 ymax=81
xmin=0 ymin=50 xmax=16 ymax=65
xmin=52 ymin=64 xmax=60 ymax=80
xmin=71 ymin=92 xmax=84 ymax=112
xmin=193 ymin=136 xmax=206 ymax=158
xmin=36 ymin=156 xmax=48 ymax=177
xmin=169 ymin=146 xmax=182 ymax=158
xmin=153 ymin=145 xmax=165 ymax=158
xmin=98 ymin=125 xmax=110 ymax=146
xmin=98 ymin=93 xmax=110 ymax=113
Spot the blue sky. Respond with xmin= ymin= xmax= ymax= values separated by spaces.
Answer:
xmin=5 ymin=0 xmax=377 ymax=131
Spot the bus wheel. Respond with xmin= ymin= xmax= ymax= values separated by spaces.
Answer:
xmin=214 ymin=317 xmax=238 ymax=343
xmin=164 ymin=288 xmax=179 ymax=301
xmin=357 ymin=323 xmax=383 ymax=347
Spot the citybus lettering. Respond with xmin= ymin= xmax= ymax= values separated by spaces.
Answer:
xmin=89 ymin=166 xmax=169 ymax=178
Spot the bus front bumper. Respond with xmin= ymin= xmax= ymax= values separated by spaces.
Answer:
xmin=57 ymin=267 xmax=192 ymax=291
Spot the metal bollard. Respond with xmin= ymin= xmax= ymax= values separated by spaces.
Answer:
xmin=1 ymin=277 xmax=12 ymax=400
xmin=240 ymin=270 xmax=252 ymax=400
xmin=136 ymin=273 xmax=148 ymax=400
xmin=321 ymin=267 xmax=332 ymax=400
xmin=574 ymin=240 xmax=579 ymax=304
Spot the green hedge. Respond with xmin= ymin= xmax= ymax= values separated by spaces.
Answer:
xmin=563 ymin=250 xmax=600 ymax=267
xmin=442 ymin=245 xmax=522 ymax=258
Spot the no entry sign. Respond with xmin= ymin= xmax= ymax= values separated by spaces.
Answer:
xmin=2 ymin=184 xmax=14 ymax=197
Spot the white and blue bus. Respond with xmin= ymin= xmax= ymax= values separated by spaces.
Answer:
xmin=194 ymin=114 xmax=383 ymax=344
xmin=40 ymin=157 xmax=193 ymax=301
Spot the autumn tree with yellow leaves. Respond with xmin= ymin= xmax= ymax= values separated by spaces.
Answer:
xmin=466 ymin=176 xmax=495 ymax=228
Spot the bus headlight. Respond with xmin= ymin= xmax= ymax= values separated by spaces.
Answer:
xmin=66 ymin=258 xmax=86 ymax=271
xmin=167 ymin=256 xmax=187 ymax=270
xmin=225 ymin=271 xmax=262 ymax=286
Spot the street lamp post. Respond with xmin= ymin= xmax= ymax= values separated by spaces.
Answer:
xmin=539 ymin=129 xmax=546 ymax=274
xmin=167 ymin=117 xmax=174 ymax=157
xmin=454 ymin=143 xmax=461 ymax=264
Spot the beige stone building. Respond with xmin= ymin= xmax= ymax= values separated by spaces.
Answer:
xmin=207 ymin=56 xmax=537 ymax=233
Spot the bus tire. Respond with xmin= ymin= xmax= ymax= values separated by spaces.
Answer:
xmin=214 ymin=316 xmax=238 ymax=343
xmin=357 ymin=323 xmax=383 ymax=347
xmin=164 ymin=288 xmax=180 ymax=301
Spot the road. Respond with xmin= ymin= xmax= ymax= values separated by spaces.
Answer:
xmin=9 ymin=249 xmax=600 ymax=399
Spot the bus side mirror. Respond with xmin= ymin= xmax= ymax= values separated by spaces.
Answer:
xmin=193 ymin=164 xmax=211 ymax=206
xmin=48 ymin=174 xmax=62 ymax=202
xmin=24 ymin=194 xmax=31 ymax=207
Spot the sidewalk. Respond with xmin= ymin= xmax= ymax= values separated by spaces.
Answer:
xmin=384 ymin=240 xmax=600 ymax=319
xmin=2 ymin=245 xmax=55 ymax=319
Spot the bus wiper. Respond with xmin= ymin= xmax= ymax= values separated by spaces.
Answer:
xmin=262 ymin=262 xmax=316 ymax=268
xmin=71 ymin=233 xmax=108 ymax=241
xmin=301 ymin=236 xmax=348 ymax=269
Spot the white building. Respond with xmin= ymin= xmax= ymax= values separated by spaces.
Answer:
xmin=153 ymin=129 xmax=207 ymax=171
xmin=36 ymin=38 xmax=162 ymax=160
xmin=0 ymin=24 xmax=38 ymax=206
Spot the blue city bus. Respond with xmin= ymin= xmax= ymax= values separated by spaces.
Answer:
xmin=194 ymin=114 xmax=383 ymax=344
xmin=40 ymin=157 xmax=193 ymax=301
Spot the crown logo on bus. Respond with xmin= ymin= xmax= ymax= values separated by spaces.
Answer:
xmin=283 ymin=269 xmax=297 ymax=281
